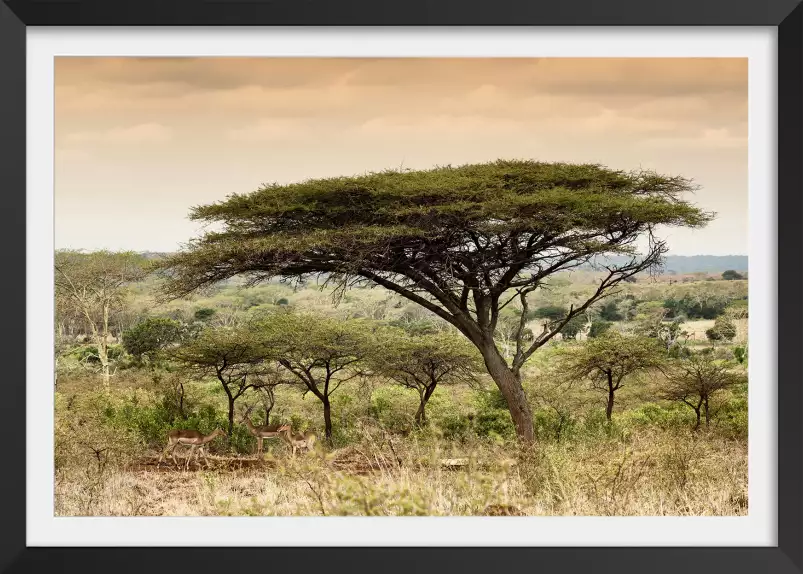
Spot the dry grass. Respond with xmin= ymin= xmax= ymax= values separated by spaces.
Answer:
xmin=55 ymin=428 xmax=747 ymax=517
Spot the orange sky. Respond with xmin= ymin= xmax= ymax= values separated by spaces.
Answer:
xmin=55 ymin=57 xmax=748 ymax=255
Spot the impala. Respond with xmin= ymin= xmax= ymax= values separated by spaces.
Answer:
xmin=157 ymin=428 xmax=225 ymax=470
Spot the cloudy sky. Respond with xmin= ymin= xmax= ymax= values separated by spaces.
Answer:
xmin=55 ymin=57 xmax=748 ymax=255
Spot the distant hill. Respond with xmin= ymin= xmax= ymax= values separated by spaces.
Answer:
xmin=661 ymin=255 xmax=747 ymax=274
xmin=581 ymin=255 xmax=747 ymax=274
xmin=141 ymin=252 xmax=747 ymax=275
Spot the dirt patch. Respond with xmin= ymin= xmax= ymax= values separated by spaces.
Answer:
xmin=128 ymin=455 xmax=279 ymax=473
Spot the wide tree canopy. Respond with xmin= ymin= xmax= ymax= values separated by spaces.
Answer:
xmin=159 ymin=160 xmax=711 ymax=442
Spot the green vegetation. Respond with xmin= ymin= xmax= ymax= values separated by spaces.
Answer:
xmin=158 ymin=160 xmax=711 ymax=443
xmin=54 ymin=161 xmax=748 ymax=517
xmin=55 ymin=249 xmax=748 ymax=517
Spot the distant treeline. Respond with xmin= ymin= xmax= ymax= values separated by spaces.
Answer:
xmin=583 ymin=255 xmax=748 ymax=275
xmin=138 ymin=251 xmax=747 ymax=275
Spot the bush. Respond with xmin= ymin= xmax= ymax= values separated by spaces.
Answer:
xmin=67 ymin=344 xmax=126 ymax=364
xmin=122 ymin=317 xmax=191 ymax=361
xmin=588 ymin=320 xmax=612 ymax=339
xmin=472 ymin=390 xmax=515 ymax=440
xmin=194 ymin=307 xmax=217 ymax=322
xmin=533 ymin=408 xmax=577 ymax=441
xmin=598 ymin=300 xmax=623 ymax=321
xmin=371 ymin=386 xmax=417 ymax=433
xmin=706 ymin=317 xmax=737 ymax=342
xmin=437 ymin=412 xmax=473 ymax=440
xmin=531 ymin=305 xmax=568 ymax=322
xmin=722 ymin=270 xmax=744 ymax=280
xmin=620 ymin=402 xmax=695 ymax=431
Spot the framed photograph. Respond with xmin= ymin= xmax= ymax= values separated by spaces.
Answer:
xmin=1 ymin=1 xmax=801 ymax=572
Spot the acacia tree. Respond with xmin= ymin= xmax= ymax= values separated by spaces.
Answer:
xmin=371 ymin=329 xmax=482 ymax=425
xmin=122 ymin=317 xmax=197 ymax=365
xmin=55 ymin=250 xmax=147 ymax=386
xmin=171 ymin=326 xmax=267 ymax=437
xmin=253 ymin=311 xmax=369 ymax=440
xmin=661 ymin=352 xmax=746 ymax=429
xmin=560 ymin=333 xmax=666 ymax=421
xmin=159 ymin=160 xmax=710 ymax=442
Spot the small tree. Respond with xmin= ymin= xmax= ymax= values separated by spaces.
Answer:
xmin=559 ymin=314 xmax=588 ymax=340
xmin=560 ymin=333 xmax=666 ymax=421
xmin=254 ymin=311 xmax=369 ymax=440
xmin=122 ymin=317 xmax=195 ymax=364
xmin=598 ymin=300 xmax=624 ymax=321
xmin=706 ymin=316 xmax=737 ymax=343
xmin=371 ymin=330 xmax=482 ymax=425
xmin=172 ymin=326 xmax=267 ymax=437
xmin=637 ymin=306 xmax=688 ymax=350
xmin=531 ymin=305 xmax=568 ymax=323
xmin=55 ymin=250 xmax=146 ymax=386
xmin=721 ymin=270 xmax=744 ymax=281
xmin=588 ymin=320 xmax=613 ymax=339
xmin=661 ymin=352 xmax=746 ymax=429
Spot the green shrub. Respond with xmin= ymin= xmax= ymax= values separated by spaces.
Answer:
xmin=533 ymin=408 xmax=577 ymax=441
xmin=67 ymin=344 xmax=126 ymax=364
xmin=371 ymin=386 xmax=417 ymax=432
xmin=588 ymin=320 xmax=612 ymax=339
xmin=620 ymin=402 xmax=695 ymax=431
xmin=472 ymin=390 xmax=515 ymax=440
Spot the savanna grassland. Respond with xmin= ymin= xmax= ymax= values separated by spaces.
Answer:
xmin=55 ymin=266 xmax=749 ymax=517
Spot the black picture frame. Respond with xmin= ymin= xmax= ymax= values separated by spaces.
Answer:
xmin=1 ymin=1 xmax=800 ymax=572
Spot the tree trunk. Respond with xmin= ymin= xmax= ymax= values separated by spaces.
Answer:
xmin=177 ymin=382 xmax=186 ymax=419
xmin=605 ymin=374 xmax=615 ymax=421
xmin=227 ymin=397 xmax=235 ymax=437
xmin=322 ymin=396 xmax=333 ymax=441
xmin=414 ymin=384 xmax=437 ymax=426
xmin=703 ymin=397 xmax=710 ymax=427
xmin=100 ymin=303 xmax=111 ymax=387
xmin=693 ymin=407 xmax=701 ymax=430
xmin=606 ymin=385 xmax=615 ymax=421
xmin=481 ymin=345 xmax=534 ymax=443
xmin=264 ymin=405 xmax=272 ymax=426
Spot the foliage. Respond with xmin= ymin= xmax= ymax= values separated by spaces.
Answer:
xmin=559 ymin=333 xmax=666 ymax=420
xmin=721 ymin=270 xmax=744 ymax=280
xmin=171 ymin=325 xmax=271 ymax=435
xmin=158 ymin=160 xmax=710 ymax=442
xmin=636 ymin=306 xmax=688 ymax=350
xmin=705 ymin=317 xmax=737 ymax=342
xmin=531 ymin=305 xmax=568 ymax=322
xmin=122 ymin=317 xmax=195 ymax=362
xmin=369 ymin=328 xmax=483 ymax=424
xmin=598 ymin=300 xmax=624 ymax=321
xmin=660 ymin=351 xmax=747 ymax=429
xmin=588 ymin=320 xmax=613 ymax=339
xmin=55 ymin=249 xmax=147 ymax=383
xmin=559 ymin=315 xmax=587 ymax=340
xmin=194 ymin=307 xmax=217 ymax=322
xmin=663 ymin=293 xmax=729 ymax=320
xmin=251 ymin=310 xmax=373 ymax=439
xmin=473 ymin=389 xmax=516 ymax=441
